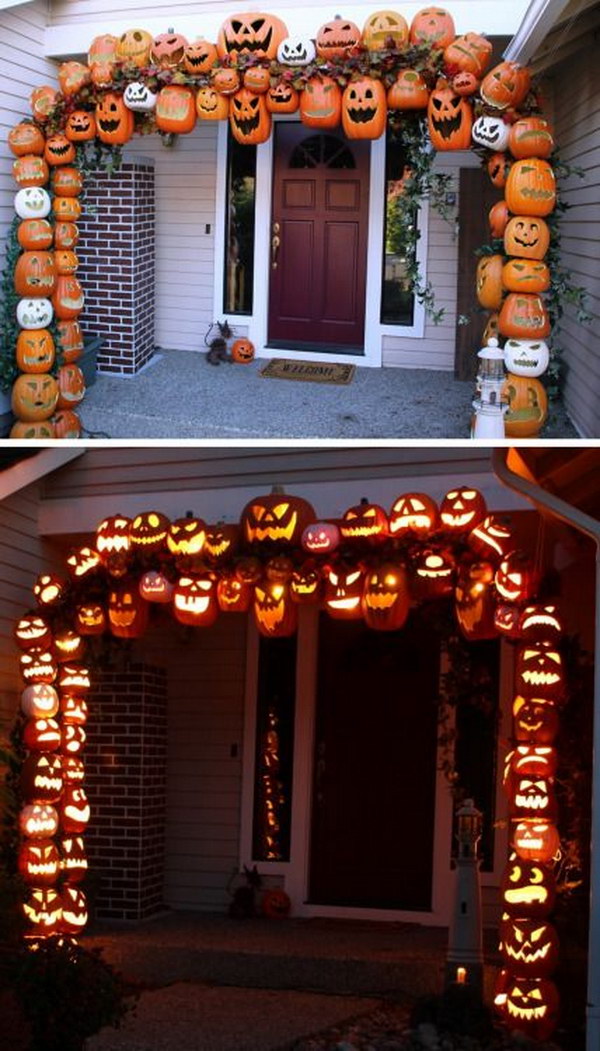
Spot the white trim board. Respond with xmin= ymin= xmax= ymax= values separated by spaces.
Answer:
xmin=0 ymin=449 xmax=85 ymax=500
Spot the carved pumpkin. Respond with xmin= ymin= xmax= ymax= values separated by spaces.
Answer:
xmin=488 ymin=201 xmax=510 ymax=240
xmin=516 ymin=641 xmax=564 ymax=701
xmin=62 ymin=757 xmax=85 ymax=784
xmin=116 ymin=28 xmax=153 ymax=67
xmin=57 ymin=363 xmax=85 ymax=409
xmin=75 ymin=602 xmax=106 ymax=636
xmin=57 ymin=662 xmax=90 ymax=695
xmin=91 ymin=62 xmax=115 ymax=88
xmin=23 ymin=717 xmax=61 ymax=752
xmin=139 ymin=570 xmax=174 ymax=603
xmin=44 ymin=134 xmax=76 ymax=167
xmin=65 ymin=109 xmax=97 ymax=142
xmin=96 ymin=92 xmax=135 ymax=145
xmin=58 ymin=61 xmax=91 ymax=96
xmin=20 ymin=753 xmax=63 ymax=803
xmin=59 ymin=835 xmax=88 ymax=882
xmin=231 ymin=337 xmax=255 ymax=362
xmin=16 ymin=329 xmax=55 ymax=373
xmin=468 ymin=515 xmax=513 ymax=561
xmin=96 ymin=514 xmax=132 ymax=562
xmin=63 ymin=723 xmax=86 ymax=754
xmin=54 ymin=221 xmax=79 ymax=249
xmin=501 ymin=853 xmax=556 ymax=918
xmin=487 ymin=152 xmax=511 ymax=189
xmin=505 ymin=159 xmax=556 ymax=217
xmin=253 ymin=580 xmax=298 ymax=636
xmin=476 ymin=254 xmax=504 ymax=310
xmin=444 ymin=32 xmax=492 ymax=76
xmin=362 ymin=10 xmax=408 ymax=50
xmin=340 ymin=498 xmax=388 ymax=544
xmin=502 ymin=259 xmax=550 ymax=295
xmin=518 ymin=604 xmax=563 ymax=642
xmin=52 ymin=274 xmax=84 ymax=321
xmin=452 ymin=71 xmax=479 ymax=96
xmin=504 ymin=339 xmax=549 ymax=379
xmin=130 ymin=511 xmax=170 ymax=552
xmin=454 ymin=560 xmax=496 ymax=640
xmin=316 ymin=16 xmax=361 ymax=59
xmin=241 ymin=490 xmax=315 ymax=549
xmin=387 ymin=69 xmax=429 ymax=110
xmin=30 ymin=85 xmax=59 ymax=123
xmin=60 ymin=786 xmax=91 ymax=833
xmin=289 ymin=562 xmax=322 ymax=605
xmin=108 ymin=582 xmax=149 ymax=637
xmin=61 ymin=884 xmax=89 ymax=934
xmin=440 ymin=486 xmax=486 ymax=534
xmin=52 ymin=196 xmax=82 ymax=223
xmin=229 ymin=89 xmax=271 ymax=145
xmin=203 ymin=522 xmax=240 ymax=565
xmin=500 ymin=916 xmax=559 ymax=977
xmin=513 ymin=697 xmax=559 ymax=745
xmin=20 ymin=647 xmax=57 ymax=685
xmin=212 ymin=67 xmax=241 ymax=96
xmin=8 ymin=122 xmax=46 ymax=157
xmin=427 ymin=81 xmax=472 ymax=150
xmin=499 ymin=295 xmax=550 ymax=340
xmin=124 ymin=82 xmax=157 ymax=112
xmin=412 ymin=547 xmax=455 ymax=600
xmin=167 ymin=515 xmax=206 ymax=564
xmin=480 ymin=61 xmax=531 ymax=110
xmin=55 ymin=250 xmax=79 ymax=276
xmin=389 ymin=492 xmax=438 ymax=539
xmin=12 ymin=154 xmax=50 ymax=188
xmin=150 ymin=29 xmax=188 ymax=69
xmin=217 ymin=12 xmax=288 ymax=62
xmin=21 ymin=682 xmax=59 ymax=719
xmin=53 ymin=627 xmax=85 ymax=661
xmin=472 ymin=115 xmax=510 ymax=152
xmin=495 ymin=972 xmax=559 ymax=1041
xmin=217 ymin=571 xmax=252 ymax=612
xmin=243 ymin=66 xmax=271 ymax=94
xmin=300 ymin=77 xmax=342 ymax=129
xmin=342 ymin=77 xmax=387 ymax=140
xmin=323 ymin=565 xmax=364 ymax=619
xmin=12 ymin=373 xmax=59 ymax=421
xmin=235 ymin=556 xmax=262 ymax=584
xmin=173 ymin=573 xmax=219 ymax=627
xmin=22 ymin=886 xmax=62 ymax=935
xmin=184 ymin=39 xmax=218 ymax=74
xmin=17 ymin=219 xmax=53 ymax=251
xmin=14 ymin=612 xmax=52 ymax=650
xmin=504 ymin=217 xmax=550 ymax=262
xmin=265 ymin=80 xmax=299 ymax=115
xmin=509 ymin=775 xmax=557 ymax=822
xmin=156 ymin=86 xmax=197 ymax=134
xmin=503 ymin=374 xmax=549 ymax=438
xmin=14 ymin=186 xmax=51 ymax=220
xmin=410 ymin=7 xmax=455 ymax=48
xmin=495 ymin=550 xmax=539 ymax=603
xmin=88 ymin=33 xmax=118 ymax=66
xmin=301 ymin=521 xmax=340 ymax=554
xmin=506 ymin=745 xmax=558 ymax=783
xmin=61 ymin=694 xmax=89 ymax=722
xmin=512 ymin=819 xmax=560 ymax=863
xmin=509 ymin=117 xmax=554 ymax=160
xmin=66 ymin=545 xmax=101 ymax=581
xmin=19 ymin=802 xmax=59 ymax=839
xmin=196 ymin=87 xmax=230 ymax=121
xmin=277 ymin=36 xmax=316 ymax=65
xmin=262 ymin=887 xmax=291 ymax=918
xmin=18 ymin=839 xmax=60 ymax=886
xmin=362 ymin=562 xmax=410 ymax=631
xmin=57 ymin=319 xmax=84 ymax=362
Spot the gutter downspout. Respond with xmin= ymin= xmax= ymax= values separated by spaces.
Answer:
xmin=492 ymin=448 xmax=600 ymax=1051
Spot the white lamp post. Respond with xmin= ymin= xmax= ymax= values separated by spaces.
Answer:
xmin=472 ymin=338 xmax=507 ymax=440
xmin=445 ymin=798 xmax=484 ymax=996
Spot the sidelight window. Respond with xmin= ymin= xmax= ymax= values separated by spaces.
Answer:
xmin=380 ymin=131 xmax=417 ymax=326
xmin=223 ymin=131 xmax=257 ymax=315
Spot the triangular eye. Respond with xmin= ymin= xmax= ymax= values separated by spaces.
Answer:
xmin=255 ymin=588 xmax=265 ymax=602
xmin=345 ymin=511 xmax=357 ymax=520
xmin=363 ymin=508 xmax=376 ymax=518
xmin=347 ymin=571 xmax=361 ymax=585
xmin=179 ymin=577 xmax=193 ymax=587
xmin=530 ymin=987 xmax=543 ymax=1000
xmin=531 ymin=926 xmax=546 ymax=942
xmin=273 ymin=503 xmax=289 ymax=519
xmin=329 ymin=571 xmax=339 ymax=586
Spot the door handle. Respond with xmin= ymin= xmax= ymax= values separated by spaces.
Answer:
xmin=271 ymin=233 xmax=281 ymax=269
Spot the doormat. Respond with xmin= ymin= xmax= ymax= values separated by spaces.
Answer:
xmin=260 ymin=359 xmax=355 ymax=384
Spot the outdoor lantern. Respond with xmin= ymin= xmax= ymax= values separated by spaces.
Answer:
xmin=167 ymin=514 xmax=206 ymax=564
xmin=473 ymin=338 xmax=508 ymax=439
xmin=388 ymin=492 xmax=439 ymax=539
xmin=457 ymin=798 xmax=482 ymax=859
xmin=445 ymin=797 xmax=484 ymax=995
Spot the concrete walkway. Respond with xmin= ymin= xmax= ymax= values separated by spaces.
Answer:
xmin=79 ymin=350 xmax=578 ymax=440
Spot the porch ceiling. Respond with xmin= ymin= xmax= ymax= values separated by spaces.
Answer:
xmin=508 ymin=448 xmax=600 ymax=520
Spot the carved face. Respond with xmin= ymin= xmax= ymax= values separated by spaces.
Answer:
xmin=96 ymin=92 xmax=134 ymax=145
xmin=13 ymin=155 xmax=50 ymax=189
xmin=389 ymin=492 xmax=438 ymax=539
xmin=230 ymin=89 xmax=271 ymax=145
xmin=503 ymin=260 xmax=550 ymax=296
xmin=468 ymin=515 xmax=513 ymax=561
xmin=32 ymin=573 xmax=66 ymax=607
xmin=204 ymin=523 xmax=240 ymax=565
xmin=217 ymin=572 xmax=252 ymax=612
xmin=323 ymin=566 xmax=364 ymax=619
xmin=340 ymin=500 xmax=388 ymax=543
xmin=316 ymin=16 xmax=361 ymax=58
xmin=217 ymin=12 xmax=288 ymax=61
xmin=20 ymin=647 xmax=57 ymax=684
xmin=19 ymin=803 xmax=59 ymax=839
xmin=495 ymin=550 xmax=539 ymax=603
xmin=8 ymin=122 xmax=46 ymax=156
xmin=235 ymin=556 xmax=262 ymax=584
xmin=12 ymin=373 xmax=58 ymax=422
xmin=58 ymin=662 xmax=91 ymax=694
xmin=501 ymin=917 xmax=559 ymax=977
xmin=517 ymin=642 xmax=564 ymax=700
xmin=139 ymin=570 xmax=174 ymax=603
xmin=15 ymin=329 xmax=55 ymax=374
xmin=518 ymin=604 xmax=562 ymax=642
xmin=481 ymin=60 xmax=530 ymax=110
xmin=167 ymin=516 xmax=206 ymax=561
xmin=444 ymin=32 xmax=492 ymax=76
xmin=363 ymin=9 xmax=408 ymax=49
xmin=23 ymin=717 xmax=61 ymax=752
xmin=96 ymin=515 xmax=132 ymax=576
xmin=15 ymin=186 xmax=51 ymax=220
xmin=66 ymin=545 xmax=101 ymax=580
xmin=59 ymin=835 xmax=88 ymax=882
xmin=289 ymin=563 xmax=322 ymax=605
xmin=17 ymin=219 xmax=53 ymax=251
xmin=54 ymin=222 xmax=79 ymax=250
xmin=513 ymin=697 xmax=559 ymax=744
xmin=301 ymin=521 xmax=340 ymax=554
xmin=130 ymin=511 xmax=170 ymax=552
xmin=22 ymin=886 xmax=62 ymax=935
xmin=512 ymin=820 xmax=560 ymax=862
xmin=509 ymin=776 xmax=557 ymax=821
xmin=501 ymin=853 xmax=556 ymax=918
xmin=440 ymin=487 xmax=486 ymax=533
xmin=44 ymin=134 xmax=76 ymax=167
xmin=413 ymin=548 xmax=455 ymax=600
xmin=454 ymin=560 xmax=496 ymax=640
xmin=495 ymin=973 xmax=560 ymax=1041
xmin=410 ymin=6 xmax=455 ymax=47
xmin=29 ymin=85 xmax=58 ymax=122
xmin=21 ymin=682 xmax=59 ymax=719
xmin=18 ymin=839 xmax=60 ymax=886
xmin=108 ymin=584 xmax=149 ymax=638
xmin=427 ymin=83 xmax=473 ymax=150
xmin=16 ymin=296 xmax=53 ymax=329
xmin=504 ymin=339 xmax=549 ymax=378
xmin=362 ymin=563 xmax=409 ymax=631
xmin=173 ymin=574 xmax=219 ymax=627
xmin=266 ymin=81 xmax=299 ymax=114
xmin=196 ymin=87 xmax=229 ymax=121
xmin=300 ymin=77 xmax=342 ymax=128
xmin=387 ymin=69 xmax=429 ymax=109
xmin=505 ymin=159 xmax=556 ymax=219
xmin=65 ymin=109 xmax=97 ymax=141
xmin=503 ymin=374 xmax=549 ymax=439
xmin=253 ymin=581 xmax=298 ymax=637
xmin=124 ymin=81 xmax=157 ymax=112
xmin=487 ymin=152 xmax=511 ymax=189
xmin=342 ymin=78 xmax=387 ymax=140
xmin=20 ymin=754 xmax=63 ymax=803
xmin=62 ymin=757 xmax=85 ymax=785
xmin=63 ymin=724 xmax=86 ymax=755
xmin=476 ymin=254 xmax=504 ymax=311
xmin=183 ymin=38 xmax=218 ymax=74
xmin=75 ymin=602 xmax=106 ymax=635
xmin=15 ymin=613 xmax=51 ymax=650
xmin=156 ymin=86 xmax=197 ymax=134
xmin=506 ymin=745 xmax=558 ymax=783
xmin=472 ymin=115 xmax=510 ymax=151
xmin=61 ymin=884 xmax=88 ymax=933
xmin=504 ymin=216 xmax=550 ymax=260
xmin=277 ymin=36 xmax=316 ymax=65
xmin=60 ymin=786 xmax=90 ymax=834
xmin=61 ymin=694 xmax=88 ymax=725
xmin=150 ymin=30 xmax=188 ymax=68
xmin=242 ymin=492 xmax=315 ymax=548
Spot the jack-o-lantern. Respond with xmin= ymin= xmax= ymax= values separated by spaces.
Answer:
xmin=116 ymin=27 xmax=153 ymax=66
xmin=489 ymin=201 xmax=510 ymax=240
xmin=23 ymin=717 xmax=61 ymax=752
xmin=8 ymin=122 xmax=46 ymax=157
xmin=33 ymin=572 xmax=67 ymax=607
xmin=53 ymin=628 xmax=85 ymax=662
xmin=362 ymin=562 xmax=409 ymax=631
xmin=472 ymin=116 xmax=510 ymax=152
xmin=11 ymin=372 xmax=57 ymax=420
xmin=495 ymin=550 xmax=539 ymax=603
xmin=57 ymin=363 xmax=85 ymax=408
xmin=412 ymin=547 xmax=455 ymax=601
xmin=301 ymin=521 xmax=340 ymax=554
xmin=30 ymin=84 xmax=58 ymax=123
xmin=18 ymin=839 xmax=60 ymax=886
xmin=212 ymin=67 xmax=241 ymax=96
xmin=487 ymin=153 xmax=511 ymax=189
xmin=505 ymin=159 xmax=556 ymax=218
xmin=52 ymin=196 xmax=82 ymax=223
xmin=495 ymin=971 xmax=560 ymax=1041
xmin=513 ymin=697 xmax=559 ymax=745
xmin=509 ymin=117 xmax=554 ymax=160
xmin=476 ymin=254 xmax=504 ymax=310
xmin=55 ymin=251 xmax=79 ymax=276
xmin=427 ymin=81 xmax=472 ymax=150
xmin=60 ymin=786 xmax=90 ymax=834
xmin=340 ymin=498 xmax=388 ymax=545
xmin=17 ymin=219 xmax=53 ymax=251
xmin=316 ymin=16 xmax=361 ymax=59
xmin=323 ymin=565 xmax=364 ymax=619
xmin=16 ymin=330 xmax=55 ymax=374
xmin=440 ymin=486 xmax=486 ymax=534
xmin=501 ymin=853 xmax=556 ymax=918
xmin=516 ymin=641 xmax=564 ymax=701
xmin=262 ymin=887 xmax=291 ymax=918
xmin=12 ymin=154 xmax=50 ymax=188
xmin=203 ymin=522 xmax=240 ymax=565
xmin=389 ymin=492 xmax=438 ymax=539
xmin=289 ymin=562 xmax=322 ymax=605
xmin=21 ymin=682 xmax=59 ymax=719
xmin=503 ymin=338 xmax=549 ymax=379
xmin=96 ymin=92 xmax=134 ymax=145
xmin=156 ymin=86 xmax=197 ymax=134
xmin=66 ymin=545 xmax=101 ymax=580
xmin=266 ymin=556 xmax=294 ymax=583
xmin=468 ymin=515 xmax=513 ymax=561
xmin=518 ymin=604 xmax=563 ymax=642
xmin=150 ymin=29 xmax=188 ymax=69
xmin=512 ymin=819 xmax=560 ymax=863
xmin=173 ymin=573 xmax=219 ymax=627
xmin=300 ymin=77 xmax=342 ymax=129
xmin=52 ymin=275 xmax=84 ymax=321
xmin=19 ymin=802 xmax=59 ymax=839
xmin=59 ymin=835 xmax=88 ymax=882
xmin=15 ymin=612 xmax=52 ymax=650
xmin=22 ymin=886 xmax=62 ymax=936
xmin=88 ymin=32 xmax=118 ymax=66
xmin=57 ymin=319 xmax=84 ymax=361
xmin=243 ymin=65 xmax=271 ymax=94
xmin=387 ymin=69 xmax=429 ymax=110
xmin=409 ymin=7 xmax=455 ymax=48
xmin=44 ymin=135 xmax=76 ymax=167
xmin=139 ymin=570 xmax=174 ymax=603
xmin=451 ymin=71 xmax=479 ymax=97
xmin=96 ymin=514 xmax=132 ymax=561
xmin=342 ymin=77 xmax=387 ymax=140
xmin=217 ymin=12 xmax=288 ymax=62
xmin=63 ymin=723 xmax=87 ymax=755
xmin=91 ymin=61 xmax=115 ymax=88
xmin=196 ymin=87 xmax=229 ymax=121
xmin=75 ymin=602 xmax=106 ymax=635
xmin=124 ymin=81 xmax=157 ymax=112
xmin=61 ymin=694 xmax=89 ymax=725
xmin=253 ymin=580 xmax=298 ymax=636
xmin=277 ymin=36 xmax=316 ymax=65
xmin=61 ymin=884 xmax=88 ymax=933
xmin=20 ymin=753 xmax=63 ymax=803
xmin=229 ymin=89 xmax=271 ymax=145
xmin=235 ymin=556 xmax=263 ymax=584
xmin=241 ymin=490 xmax=315 ymax=549
xmin=509 ymin=776 xmax=557 ymax=822
xmin=500 ymin=916 xmax=559 ymax=977
xmin=444 ymin=32 xmax=492 ymax=76
xmin=57 ymin=662 xmax=90 ymax=695
xmin=231 ymin=337 xmax=256 ymax=362
xmin=480 ymin=61 xmax=531 ymax=110
xmin=58 ymin=61 xmax=91 ymax=97
xmin=217 ymin=571 xmax=252 ymax=612
xmin=454 ymin=560 xmax=496 ymax=640
xmin=167 ymin=515 xmax=206 ymax=565
xmin=14 ymin=186 xmax=51 ymax=221
xmin=65 ymin=110 xmax=97 ymax=141
xmin=502 ymin=259 xmax=550 ymax=295
xmin=502 ymin=374 xmax=549 ymax=439
xmin=20 ymin=647 xmax=57 ymax=685
xmin=54 ymin=222 xmax=79 ymax=250
xmin=14 ymin=252 xmax=56 ymax=298
xmin=362 ymin=10 xmax=408 ymax=50
xmin=130 ymin=510 xmax=170 ymax=552
xmin=184 ymin=38 xmax=217 ymax=74
xmin=62 ymin=757 xmax=85 ymax=784
xmin=108 ymin=583 xmax=149 ymax=638
xmin=506 ymin=745 xmax=558 ymax=783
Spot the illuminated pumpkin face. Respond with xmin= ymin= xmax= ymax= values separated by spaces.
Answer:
xmin=501 ymin=917 xmax=559 ymax=978
xmin=19 ymin=803 xmax=59 ymax=839
xmin=183 ymin=38 xmax=218 ymax=74
xmin=217 ymin=572 xmax=252 ymax=612
xmin=300 ymin=77 xmax=342 ymax=129
xmin=389 ymin=492 xmax=438 ymax=539
xmin=427 ymin=81 xmax=473 ymax=151
xmin=75 ymin=602 xmax=106 ymax=635
xmin=454 ymin=560 xmax=496 ymax=640
xmin=18 ymin=839 xmax=60 ymax=886
xmin=504 ymin=338 xmax=549 ymax=378
xmin=61 ymin=694 xmax=88 ymax=725
xmin=66 ymin=545 xmax=101 ymax=579
xmin=440 ymin=487 xmax=486 ymax=533
xmin=61 ymin=884 xmax=88 ymax=933
xmin=501 ymin=853 xmax=556 ymax=918
xmin=204 ymin=523 xmax=240 ymax=565
xmin=96 ymin=515 xmax=132 ymax=576
xmin=323 ymin=566 xmax=364 ymax=619
xmin=20 ymin=647 xmax=57 ymax=684
xmin=108 ymin=584 xmax=149 ymax=638
xmin=471 ymin=115 xmax=510 ymax=152
xmin=65 ymin=110 xmax=96 ymax=141
xmin=506 ymin=745 xmax=558 ymax=784
xmin=15 ymin=612 xmax=51 ymax=650
xmin=290 ymin=563 xmax=322 ymax=605
xmin=62 ymin=757 xmax=85 ymax=784
xmin=23 ymin=717 xmax=61 ymax=752
xmin=362 ymin=563 xmax=409 ymax=631
xmin=63 ymin=723 xmax=86 ymax=755
xmin=130 ymin=510 xmax=170 ymax=552
xmin=23 ymin=886 xmax=62 ymax=935
xmin=167 ymin=516 xmax=206 ymax=563
xmin=496 ymin=973 xmax=560 ymax=1041
xmin=139 ymin=570 xmax=174 ymax=603
xmin=61 ymin=786 xmax=90 ymax=833
xmin=518 ymin=604 xmax=563 ymax=641
xmin=21 ymin=683 xmax=59 ymax=719
xmin=517 ymin=642 xmax=564 ymax=700
xmin=340 ymin=500 xmax=388 ymax=544
xmin=316 ymin=16 xmax=361 ymax=58
xmin=513 ymin=697 xmax=559 ymax=744
xmin=173 ymin=574 xmax=219 ymax=627
xmin=33 ymin=573 xmax=66 ymax=607
xmin=362 ymin=10 xmax=408 ymax=50
xmin=512 ymin=819 xmax=560 ymax=862
xmin=57 ymin=662 xmax=91 ymax=695
xmin=217 ymin=12 xmax=288 ymax=62
xmin=20 ymin=753 xmax=63 ymax=803
xmin=301 ymin=521 xmax=340 ymax=554
xmin=124 ymin=81 xmax=157 ymax=112
xmin=495 ymin=550 xmax=539 ymax=603
xmin=253 ymin=581 xmax=298 ymax=637
xmin=59 ymin=835 xmax=88 ymax=882
xmin=413 ymin=548 xmax=455 ymax=600
xmin=509 ymin=776 xmax=557 ymax=821
xmin=277 ymin=36 xmax=316 ymax=65
xmin=468 ymin=515 xmax=513 ymax=562
xmin=242 ymin=492 xmax=315 ymax=548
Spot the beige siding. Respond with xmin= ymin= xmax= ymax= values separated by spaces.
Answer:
xmin=139 ymin=615 xmax=247 ymax=911
xmin=0 ymin=0 xmax=59 ymax=243
xmin=551 ymin=46 xmax=600 ymax=438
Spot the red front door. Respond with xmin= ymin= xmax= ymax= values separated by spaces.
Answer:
xmin=268 ymin=124 xmax=370 ymax=353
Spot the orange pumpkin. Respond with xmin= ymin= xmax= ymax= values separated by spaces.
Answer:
xmin=14 ymin=252 xmax=56 ymax=297
xmin=409 ymin=7 xmax=455 ymax=48
xmin=451 ymin=71 xmax=479 ymax=96
xmin=88 ymin=33 xmax=118 ymax=66
xmin=362 ymin=10 xmax=408 ymax=50
xmin=44 ymin=135 xmax=76 ymax=167
xmin=300 ymin=77 xmax=342 ymax=129
xmin=342 ymin=76 xmax=387 ymax=139
xmin=505 ymin=159 xmax=556 ymax=217
xmin=499 ymin=293 xmax=551 ymax=339
xmin=503 ymin=374 xmax=548 ymax=438
xmin=30 ymin=85 xmax=58 ymax=123
xmin=155 ymin=86 xmax=197 ymax=134
xmin=427 ymin=80 xmax=472 ymax=150
xmin=229 ymin=89 xmax=271 ymax=145
xmin=183 ymin=38 xmax=218 ymax=74
xmin=481 ymin=61 xmax=531 ymax=109
xmin=16 ymin=330 xmax=55 ymax=373
xmin=12 ymin=154 xmax=49 ymax=188
xmin=502 ymin=258 xmax=550 ymax=294
xmin=196 ymin=87 xmax=230 ymax=121
xmin=8 ymin=122 xmax=46 ymax=157
xmin=231 ymin=337 xmax=255 ymax=362
xmin=476 ymin=254 xmax=504 ymax=310
xmin=443 ymin=32 xmax=492 ymax=76
xmin=96 ymin=92 xmax=135 ymax=144
xmin=58 ymin=61 xmax=91 ymax=96
xmin=52 ymin=409 xmax=82 ymax=439
xmin=316 ymin=16 xmax=361 ymax=59
xmin=55 ymin=250 xmax=79 ymax=275
xmin=217 ymin=12 xmax=288 ymax=62
xmin=266 ymin=81 xmax=299 ymax=114
xmin=52 ymin=197 xmax=82 ymax=223
xmin=489 ymin=200 xmax=510 ymax=239
xmin=243 ymin=66 xmax=271 ymax=94
xmin=482 ymin=313 xmax=499 ymax=344
xmin=51 ymin=167 xmax=83 ymax=197
xmin=17 ymin=219 xmax=53 ymax=251
xmin=91 ymin=62 xmax=114 ymax=88
xmin=54 ymin=222 xmax=79 ymax=250
xmin=509 ymin=117 xmax=554 ymax=160
xmin=57 ymin=320 xmax=84 ymax=361
xmin=150 ymin=30 xmax=188 ymax=69
xmin=504 ymin=216 xmax=550 ymax=260
xmin=11 ymin=373 xmax=59 ymax=421
xmin=487 ymin=152 xmax=511 ymax=189
xmin=116 ymin=28 xmax=153 ymax=67
xmin=212 ymin=67 xmax=241 ymax=96
xmin=387 ymin=69 xmax=429 ymax=109
xmin=57 ymin=364 xmax=86 ymax=409
xmin=52 ymin=275 xmax=84 ymax=320
xmin=10 ymin=419 xmax=54 ymax=439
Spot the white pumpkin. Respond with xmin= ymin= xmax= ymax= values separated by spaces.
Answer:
xmin=503 ymin=338 xmax=549 ymax=377
xmin=124 ymin=81 xmax=157 ymax=111
xmin=17 ymin=297 xmax=54 ymax=330
xmin=472 ymin=115 xmax=510 ymax=152
xmin=277 ymin=35 xmax=316 ymax=65
xmin=14 ymin=187 xmax=51 ymax=220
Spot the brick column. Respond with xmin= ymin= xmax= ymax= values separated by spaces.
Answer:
xmin=77 ymin=157 xmax=155 ymax=374
xmin=85 ymin=662 xmax=167 ymax=921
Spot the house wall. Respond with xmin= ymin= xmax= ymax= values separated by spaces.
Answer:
xmin=550 ymin=46 xmax=600 ymax=438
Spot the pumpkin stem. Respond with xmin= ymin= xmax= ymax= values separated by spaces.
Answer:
xmin=270 ymin=485 xmax=285 ymax=494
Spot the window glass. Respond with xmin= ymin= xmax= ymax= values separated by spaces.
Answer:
xmin=224 ymin=133 xmax=256 ymax=315
xmin=381 ymin=132 xmax=416 ymax=326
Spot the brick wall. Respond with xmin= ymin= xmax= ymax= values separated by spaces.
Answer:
xmin=85 ymin=661 xmax=167 ymax=921
xmin=77 ymin=159 xmax=155 ymax=375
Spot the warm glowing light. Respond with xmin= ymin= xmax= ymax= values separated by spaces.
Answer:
xmin=456 ymin=967 xmax=467 ymax=984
